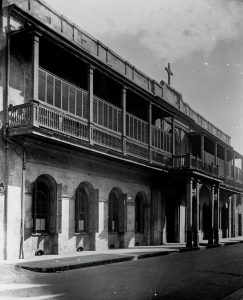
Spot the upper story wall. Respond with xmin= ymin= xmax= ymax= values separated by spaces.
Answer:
xmin=2 ymin=0 xmax=231 ymax=145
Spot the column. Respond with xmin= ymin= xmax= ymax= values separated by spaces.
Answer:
xmin=172 ymin=116 xmax=176 ymax=167
xmin=224 ymin=149 xmax=227 ymax=177
xmin=200 ymin=135 xmax=205 ymax=160
xmin=228 ymin=197 xmax=232 ymax=238
xmin=241 ymin=196 xmax=243 ymax=237
xmin=193 ymin=180 xmax=200 ymax=248
xmin=121 ymin=86 xmax=127 ymax=155
xmin=32 ymin=32 xmax=40 ymax=100
xmin=148 ymin=102 xmax=152 ymax=163
xmin=233 ymin=153 xmax=235 ymax=179
xmin=88 ymin=65 xmax=95 ymax=145
xmin=186 ymin=178 xmax=193 ymax=248
xmin=232 ymin=196 xmax=236 ymax=237
xmin=214 ymin=186 xmax=220 ymax=244
xmin=208 ymin=185 xmax=214 ymax=245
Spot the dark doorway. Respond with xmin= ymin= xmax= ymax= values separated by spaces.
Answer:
xmin=238 ymin=214 xmax=242 ymax=236
xmin=202 ymin=203 xmax=211 ymax=240
xmin=221 ymin=203 xmax=228 ymax=238
xmin=108 ymin=187 xmax=127 ymax=249
xmin=166 ymin=197 xmax=178 ymax=243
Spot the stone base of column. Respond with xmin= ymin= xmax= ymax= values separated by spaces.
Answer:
xmin=193 ymin=230 xmax=199 ymax=248
xmin=186 ymin=230 xmax=193 ymax=248
xmin=208 ymin=228 xmax=214 ymax=245
xmin=214 ymin=228 xmax=219 ymax=244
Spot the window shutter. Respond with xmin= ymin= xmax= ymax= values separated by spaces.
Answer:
xmin=88 ymin=191 xmax=94 ymax=233
xmin=49 ymin=190 xmax=56 ymax=234
xmin=108 ymin=196 xmax=112 ymax=232
xmin=75 ymin=190 xmax=79 ymax=233
xmin=123 ymin=193 xmax=127 ymax=233
xmin=32 ymin=181 xmax=37 ymax=233
xmin=141 ymin=199 xmax=144 ymax=233
xmin=118 ymin=195 xmax=123 ymax=233
xmin=56 ymin=184 xmax=62 ymax=233
xmin=118 ymin=193 xmax=127 ymax=233
xmin=93 ymin=189 xmax=99 ymax=233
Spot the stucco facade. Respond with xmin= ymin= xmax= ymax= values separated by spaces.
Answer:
xmin=0 ymin=0 xmax=243 ymax=260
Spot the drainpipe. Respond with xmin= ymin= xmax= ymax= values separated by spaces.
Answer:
xmin=2 ymin=15 xmax=10 ymax=260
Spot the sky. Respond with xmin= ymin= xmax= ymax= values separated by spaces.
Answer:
xmin=45 ymin=0 xmax=243 ymax=154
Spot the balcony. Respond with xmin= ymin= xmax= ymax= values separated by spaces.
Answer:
xmin=173 ymin=154 xmax=219 ymax=178
xmin=217 ymin=158 xmax=243 ymax=189
xmin=8 ymin=0 xmax=231 ymax=146
xmin=8 ymin=69 xmax=172 ymax=169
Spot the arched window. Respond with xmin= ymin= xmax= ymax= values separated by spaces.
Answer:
xmin=36 ymin=186 xmax=49 ymax=231
xmin=75 ymin=182 xmax=99 ymax=233
xmin=135 ymin=193 xmax=144 ymax=233
xmin=76 ymin=187 xmax=88 ymax=232
xmin=32 ymin=175 xmax=62 ymax=234
xmin=109 ymin=190 xmax=119 ymax=232
xmin=108 ymin=188 xmax=127 ymax=233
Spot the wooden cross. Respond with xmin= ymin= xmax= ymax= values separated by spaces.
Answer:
xmin=165 ymin=63 xmax=173 ymax=85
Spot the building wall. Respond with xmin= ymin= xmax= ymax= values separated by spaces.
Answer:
xmin=22 ymin=141 xmax=155 ymax=257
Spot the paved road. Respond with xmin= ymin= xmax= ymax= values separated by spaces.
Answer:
xmin=0 ymin=244 xmax=243 ymax=300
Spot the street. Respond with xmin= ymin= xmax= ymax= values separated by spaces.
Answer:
xmin=1 ymin=244 xmax=243 ymax=300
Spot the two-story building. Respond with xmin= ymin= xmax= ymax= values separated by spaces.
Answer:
xmin=0 ymin=0 xmax=242 ymax=259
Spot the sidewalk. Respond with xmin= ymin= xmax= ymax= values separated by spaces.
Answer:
xmin=1 ymin=237 xmax=242 ymax=273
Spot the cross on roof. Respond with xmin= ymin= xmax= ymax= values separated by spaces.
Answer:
xmin=165 ymin=63 xmax=173 ymax=86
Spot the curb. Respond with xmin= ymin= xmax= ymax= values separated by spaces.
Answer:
xmin=17 ymin=255 xmax=135 ymax=273
xmin=15 ymin=240 xmax=242 ymax=273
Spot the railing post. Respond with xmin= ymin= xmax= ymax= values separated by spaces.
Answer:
xmin=233 ymin=152 xmax=235 ymax=180
xmin=186 ymin=153 xmax=192 ymax=168
xmin=224 ymin=149 xmax=227 ymax=178
xmin=32 ymin=32 xmax=41 ymax=101
xmin=88 ymin=65 xmax=95 ymax=145
xmin=148 ymin=102 xmax=152 ymax=163
xmin=30 ymin=100 xmax=39 ymax=127
xmin=121 ymin=86 xmax=127 ymax=155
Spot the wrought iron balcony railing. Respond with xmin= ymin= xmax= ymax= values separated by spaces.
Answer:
xmin=173 ymin=154 xmax=219 ymax=178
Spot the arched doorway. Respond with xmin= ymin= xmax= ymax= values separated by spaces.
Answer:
xmin=135 ymin=192 xmax=149 ymax=246
xmin=32 ymin=174 xmax=60 ymax=255
xmin=199 ymin=185 xmax=211 ymax=241
xmin=108 ymin=187 xmax=127 ymax=249
xmin=75 ymin=182 xmax=98 ymax=251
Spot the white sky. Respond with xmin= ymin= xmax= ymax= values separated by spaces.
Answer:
xmin=45 ymin=0 xmax=243 ymax=153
